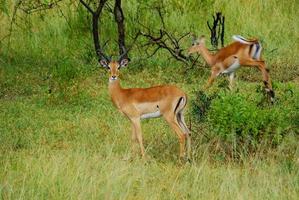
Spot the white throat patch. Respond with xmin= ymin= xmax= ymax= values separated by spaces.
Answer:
xmin=109 ymin=77 xmax=118 ymax=82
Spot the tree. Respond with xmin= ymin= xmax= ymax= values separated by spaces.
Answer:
xmin=79 ymin=0 xmax=128 ymax=60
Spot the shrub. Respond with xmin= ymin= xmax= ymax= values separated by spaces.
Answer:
xmin=190 ymin=90 xmax=218 ymax=122
xmin=205 ymin=91 xmax=293 ymax=156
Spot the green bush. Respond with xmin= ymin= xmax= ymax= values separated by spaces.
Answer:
xmin=191 ymin=90 xmax=218 ymax=122
xmin=206 ymin=92 xmax=293 ymax=154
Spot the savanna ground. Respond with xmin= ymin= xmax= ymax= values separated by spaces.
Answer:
xmin=0 ymin=0 xmax=299 ymax=199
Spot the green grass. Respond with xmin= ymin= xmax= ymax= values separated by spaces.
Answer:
xmin=1 ymin=0 xmax=299 ymax=199
xmin=1 ymin=67 xmax=298 ymax=199
xmin=1 ymin=149 xmax=298 ymax=199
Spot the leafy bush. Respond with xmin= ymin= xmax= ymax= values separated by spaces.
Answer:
xmin=205 ymin=91 xmax=294 ymax=155
xmin=191 ymin=90 xmax=218 ymax=122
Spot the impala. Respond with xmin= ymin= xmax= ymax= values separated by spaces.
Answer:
xmin=188 ymin=34 xmax=275 ymax=102
xmin=99 ymin=51 xmax=191 ymax=161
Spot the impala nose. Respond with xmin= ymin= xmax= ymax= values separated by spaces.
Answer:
xmin=111 ymin=75 xmax=117 ymax=80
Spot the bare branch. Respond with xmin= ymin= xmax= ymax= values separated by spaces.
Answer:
xmin=79 ymin=0 xmax=94 ymax=14
xmin=155 ymin=5 xmax=166 ymax=30
xmin=79 ymin=0 xmax=109 ymax=60
xmin=114 ymin=0 xmax=127 ymax=58
xmin=207 ymin=12 xmax=225 ymax=49
xmin=19 ymin=0 xmax=64 ymax=14
xmin=134 ymin=4 xmax=197 ymax=66
xmin=104 ymin=2 xmax=114 ymax=14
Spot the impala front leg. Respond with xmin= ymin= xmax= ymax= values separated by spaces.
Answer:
xmin=130 ymin=123 xmax=139 ymax=156
xmin=131 ymin=118 xmax=146 ymax=158
xmin=204 ymin=65 xmax=220 ymax=90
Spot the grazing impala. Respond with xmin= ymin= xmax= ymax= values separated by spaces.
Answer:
xmin=99 ymin=51 xmax=191 ymax=161
xmin=188 ymin=34 xmax=275 ymax=102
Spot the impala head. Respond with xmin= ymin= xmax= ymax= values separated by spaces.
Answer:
xmin=99 ymin=49 xmax=129 ymax=82
xmin=188 ymin=34 xmax=206 ymax=55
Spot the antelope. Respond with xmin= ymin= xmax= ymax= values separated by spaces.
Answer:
xmin=99 ymin=51 xmax=191 ymax=161
xmin=188 ymin=34 xmax=275 ymax=102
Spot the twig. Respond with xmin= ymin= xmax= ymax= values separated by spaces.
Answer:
xmin=79 ymin=0 xmax=94 ymax=14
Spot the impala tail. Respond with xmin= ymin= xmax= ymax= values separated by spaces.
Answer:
xmin=174 ymin=96 xmax=190 ymax=134
xmin=232 ymin=35 xmax=258 ymax=44
xmin=175 ymin=96 xmax=191 ymax=160
xmin=233 ymin=35 xmax=262 ymax=60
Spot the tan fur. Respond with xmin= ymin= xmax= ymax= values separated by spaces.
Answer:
xmin=188 ymin=36 xmax=274 ymax=95
xmin=105 ymin=61 xmax=191 ymax=160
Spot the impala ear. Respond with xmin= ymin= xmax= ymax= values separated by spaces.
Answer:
xmin=99 ymin=59 xmax=109 ymax=68
xmin=119 ymin=58 xmax=130 ymax=68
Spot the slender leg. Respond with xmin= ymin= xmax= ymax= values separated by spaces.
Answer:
xmin=229 ymin=72 xmax=235 ymax=90
xmin=164 ymin=113 xmax=186 ymax=159
xmin=130 ymin=118 xmax=145 ymax=157
xmin=177 ymin=112 xmax=191 ymax=161
xmin=205 ymin=65 xmax=220 ymax=89
xmin=130 ymin=123 xmax=138 ymax=155
xmin=239 ymin=58 xmax=275 ymax=101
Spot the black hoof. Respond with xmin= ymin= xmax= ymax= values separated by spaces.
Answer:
xmin=269 ymin=90 xmax=275 ymax=98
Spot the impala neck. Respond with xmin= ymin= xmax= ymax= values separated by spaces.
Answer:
xmin=109 ymin=79 xmax=122 ymax=94
xmin=108 ymin=79 xmax=123 ymax=105
xmin=199 ymin=45 xmax=215 ymax=66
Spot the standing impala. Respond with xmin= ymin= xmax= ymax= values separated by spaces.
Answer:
xmin=188 ymin=34 xmax=275 ymax=102
xmin=99 ymin=51 xmax=191 ymax=161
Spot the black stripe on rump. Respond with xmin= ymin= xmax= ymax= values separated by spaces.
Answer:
xmin=174 ymin=97 xmax=184 ymax=114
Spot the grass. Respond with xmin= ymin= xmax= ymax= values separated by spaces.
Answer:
xmin=1 ymin=150 xmax=298 ymax=199
xmin=0 ymin=0 xmax=299 ymax=199
xmin=0 ymin=67 xmax=298 ymax=199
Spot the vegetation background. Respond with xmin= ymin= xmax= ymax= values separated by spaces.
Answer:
xmin=0 ymin=0 xmax=298 ymax=199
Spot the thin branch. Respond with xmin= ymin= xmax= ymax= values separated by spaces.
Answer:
xmin=19 ymin=0 xmax=64 ymax=14
xmin=104 ymin=1 xmax=113 ymax=14
xmin=58 ymin=5 xmax=72 ymax=28
xmin=79 ymin=0 xmax=94 ymax=14
xmin=135 ymin=4 xmax=196 ymax=66
xmin=156 ymin=5 xmax=166 ymax=30
xmin=114 ymin=0 xmax=127 ymax=57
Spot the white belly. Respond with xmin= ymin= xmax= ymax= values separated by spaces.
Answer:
xmin=141 ymin=110 xmax=161 ymax=119
xmin=222 ymin=60 xmax=240 ymax=74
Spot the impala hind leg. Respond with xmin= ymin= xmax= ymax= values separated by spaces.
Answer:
xmin=164 ymin=112 xmax=187 ymax=159
xmin=239 ymin=58 xmax=275 ymax=102
xmin=177 ymin=111 xmax=191 ymax=161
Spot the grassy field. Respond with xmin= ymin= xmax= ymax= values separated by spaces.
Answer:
xmin=1 ymin=0 xmax=299 ymax=199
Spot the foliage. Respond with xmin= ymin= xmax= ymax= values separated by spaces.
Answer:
xmin=0 ymin=0 xmax=8 ymax=15
xmin=206 ymin=91 xmax=298 ymax=156
xmin=191 ymin=90 xmax=217 ymax=122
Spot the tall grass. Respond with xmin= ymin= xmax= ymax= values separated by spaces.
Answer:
xmin=1 ymin=149 xmax=298 ymax=199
